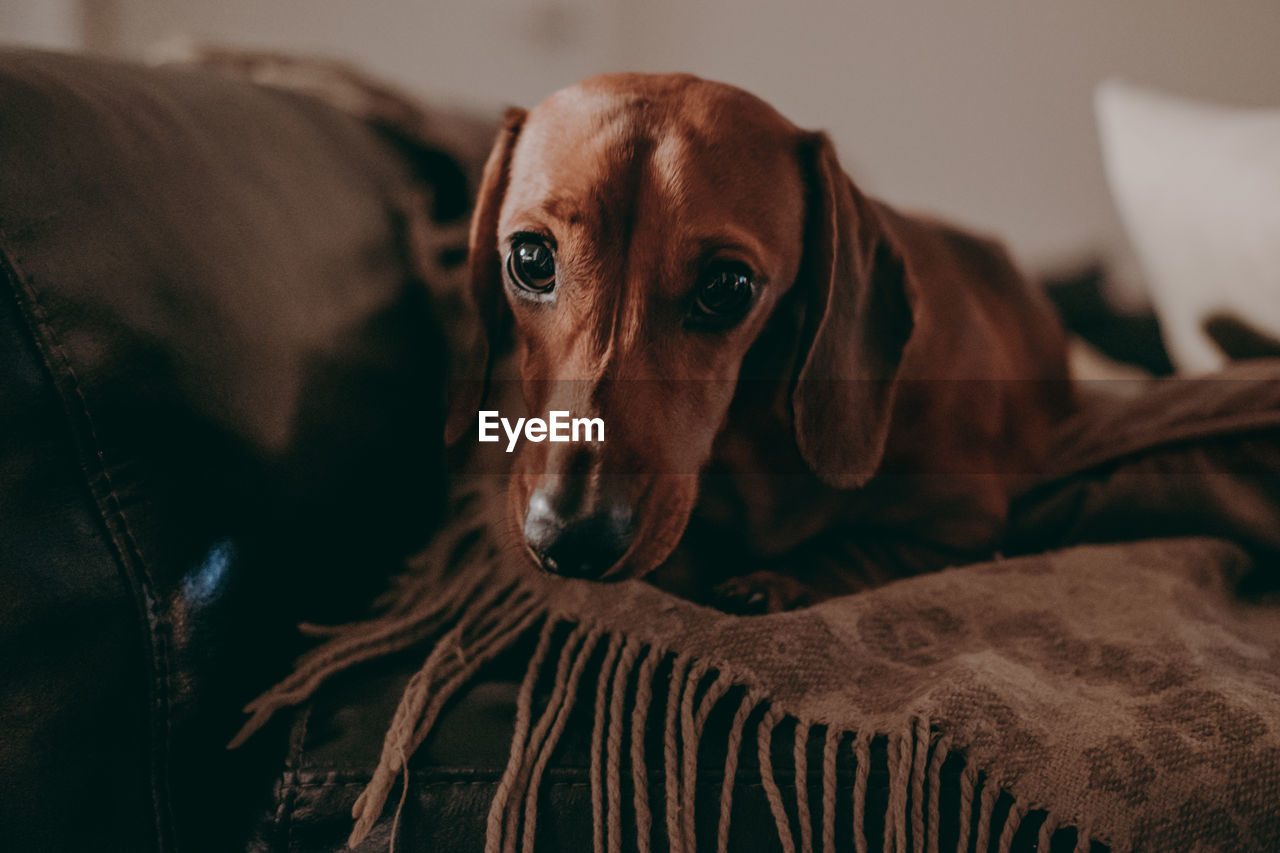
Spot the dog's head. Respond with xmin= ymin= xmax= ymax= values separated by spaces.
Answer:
xmin=453 ymin=73 xmax=912 ymax=580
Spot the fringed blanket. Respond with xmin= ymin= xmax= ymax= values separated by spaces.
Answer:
xmin=231 ymin=365 xmax=1280 ymax=852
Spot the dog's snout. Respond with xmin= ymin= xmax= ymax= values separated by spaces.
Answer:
xmin=524 ymin=487 xmax=633 ymax=579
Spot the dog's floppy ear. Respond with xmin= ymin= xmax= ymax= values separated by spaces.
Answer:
xmin=791 ymin=132 xmax=914 ymax=488
xmin=445 ymin=107 xmax=526 ymax=444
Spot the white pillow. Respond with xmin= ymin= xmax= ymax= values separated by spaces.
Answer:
xmin=1096 ymin=80 xmax=1280 ymax=373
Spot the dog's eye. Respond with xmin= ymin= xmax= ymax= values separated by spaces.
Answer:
xmin=691 ymin=263 xmax=756 ymax=327
xmin=506 ymin=239 xmax=556 ymax=294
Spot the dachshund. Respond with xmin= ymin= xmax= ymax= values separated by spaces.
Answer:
xmin=450 ymin=73 xmax=1073 ymax=612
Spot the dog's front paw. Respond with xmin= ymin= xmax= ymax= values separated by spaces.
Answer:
xmin=713 ymin=571 xmax=816 ymax=615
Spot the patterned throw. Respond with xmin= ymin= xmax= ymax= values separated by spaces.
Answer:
xmin=231 ymin=365 xmax=1280 ymax=852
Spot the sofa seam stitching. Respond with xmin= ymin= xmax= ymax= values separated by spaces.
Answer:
xmin=0 ymin=235 xmax=176 ymax=850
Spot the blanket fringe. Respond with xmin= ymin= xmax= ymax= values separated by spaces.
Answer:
xmin=631 ymin=649 xmax=661 ymax=853
xmin=590 ymin=635 xmax=625 ymax=853
xmin=925 ymin=734 xmax=951 ymax=853
xmin=889 ymin=725 xmax=912 ymax=852
xmin=794 ymin=720 xmax=814 ymax=853
xmin=759 ymin=706 xmax=798 ymax=853
xmin=956 ymin=760 xmax=979 ymax=852
xmin=518 ymin=627 xmax=601 ymax=853
xmin=484 ymin=618 xmax=556 ymax=852
xmin=689 ymin=668 xmax=734 ymax=848
xmin=853 ymin=730 xmax=872 ymax=853
xmin=974 ymin=775 xmax=999 ymax=853
xmin=1037 ymin=812 xmax=1058 ymax=853
xmin=662 ymin=654 xmax=693 ymax=852
xmin=716 ymin=688 xmax=758 ymax=853
xmin=500 ymin=621 xmax=588 ymax=853
xmin=349 ymin=581 xmax=543 ymax=847
xmin=228 ymin=564 xmax=502 ymax=750
xmin=225 ymin=517 xmax=1097 ymax=853
xmin=909 ymin=717 xmax=930 ymax=853
xmin=677 ymin=660 xmax=708 ymax=853
xmin=1074 ymin=821 xmax=1092 ymax=853
xmin=998 ymin=797 xmax=1026 ymax=853
xmin=606 ymin=640 xmax=642 ymax=853
xmin=822 ymin=726 xmax=841 ymax=853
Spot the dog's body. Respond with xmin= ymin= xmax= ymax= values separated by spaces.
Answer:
xmin=455 ymin=73 xmax=1072 ymax=611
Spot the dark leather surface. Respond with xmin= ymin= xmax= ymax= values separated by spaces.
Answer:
xmin=0 ymin=49 xmax=479 ymax=851
xmin=1 ymin=258 xmax=157 ymax=852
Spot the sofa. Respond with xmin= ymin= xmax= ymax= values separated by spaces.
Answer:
xmin=5 ymin=49 xmax=1279 ymax=853
xmin=0 ymin=48 xmax=467 ymax=851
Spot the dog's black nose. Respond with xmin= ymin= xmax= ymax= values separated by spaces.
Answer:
xmin=524 ymin=488 xmax=633 ymax=579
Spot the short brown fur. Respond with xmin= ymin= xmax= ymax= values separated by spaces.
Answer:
xmin=458 ymin=73 xmax=1072 ymax=611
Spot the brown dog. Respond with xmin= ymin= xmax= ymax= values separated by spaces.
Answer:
xmin=452 ymin=73 xmax=1072 ymax=612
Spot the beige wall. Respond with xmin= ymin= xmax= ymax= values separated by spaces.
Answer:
xmin=0 ymin=0 xmax=80 ymax=49
xmin=617 ymin=0 xmax=1280 ymax=281
xmin=7 ymin=0 xmax=1278 ymax=281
